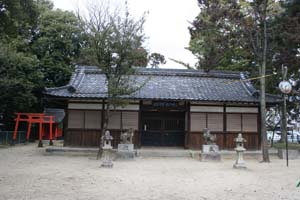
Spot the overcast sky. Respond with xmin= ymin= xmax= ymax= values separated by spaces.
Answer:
xmin=52 ymin=0 xmax=200 ymax=68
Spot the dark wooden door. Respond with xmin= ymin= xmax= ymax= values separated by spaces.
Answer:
xmin=141 ymin=112 xmax=185 ymax=146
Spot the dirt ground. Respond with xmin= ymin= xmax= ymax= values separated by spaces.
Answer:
xmin=0 ymin=144 xmax=299 ymax=200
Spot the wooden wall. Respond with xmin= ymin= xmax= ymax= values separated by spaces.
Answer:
xmin=64 ymin=101 xmax=260 ymax=150
xmin=65 ymin=101 xmax=140 ymax=148
xmin=64 ymin=129 xmax=101 ymax=147
xmin=64 ymin=129 xmax=140 ymax=148
xmin=188 ymin=104 xmax=260 ymax=150
xmin=185 ymin=132 xmax=259 ymax=150
xmin=64 ymin=129 xmax=259 ymax=150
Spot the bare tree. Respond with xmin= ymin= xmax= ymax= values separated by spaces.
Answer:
xmin=77 ymin=1 xmax=148 ymax=159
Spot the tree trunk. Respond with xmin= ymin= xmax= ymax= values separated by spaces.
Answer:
xmin=260 ymin=0 xmax=270 ymax=162
xmin=260 ymin=71 xmax=270 ymax=162
xmin=97 ymin=100 xmax=110 ymax=159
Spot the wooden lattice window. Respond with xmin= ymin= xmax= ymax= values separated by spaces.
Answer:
xmin=207 ymin=113 xmax=223 ymax=131
xmin=68 ymin=110 xmax=84 ymax=128
xmin=122 ymin=112 xmax=138 ymax=129
xmin=190 ymin=113 xmax=206 ymax=132
xmin=227 ymin=114 xmax=241 ymax=132
xmin=242 ymin=114 xmax=258 ymax=132
xmin=85 ymin=111 xmax=101 ymax=129
xmin=107 ymin=111 xmax=121 ymax=129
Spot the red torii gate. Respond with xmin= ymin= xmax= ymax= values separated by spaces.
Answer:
xmin=13 ymin=113 xmax=59 ymax=147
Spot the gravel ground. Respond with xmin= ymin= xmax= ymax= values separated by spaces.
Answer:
xmin=0 ymin=143 xmax=299 ymax=200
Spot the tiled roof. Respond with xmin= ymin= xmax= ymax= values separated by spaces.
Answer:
xmin=45 ymin=66 xmax=281 ymax=103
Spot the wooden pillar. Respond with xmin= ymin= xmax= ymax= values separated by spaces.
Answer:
xmin=38 ymin=119 xmax=43 ymax=147
xmin=49 ymin=116 xmax=53 ymax=146
xmin=63 ymin=107 xmax=68 ymax=147
xmin=101 ymin=99 xmax=105 ymax=129
xmin=223 ymin=104 xmax=227 ymax=149
xmin=205 ymin=113 xmax=208 ymax=128
xmin=241 ymin=114 xmax=243 ymax=133
xmin=137 ymin=100 xmax=142 ymax=148
xmin=102 ymin=99 xmax=105 ymax=129
xmin=185 ymin=101 xmax=191 ymax=149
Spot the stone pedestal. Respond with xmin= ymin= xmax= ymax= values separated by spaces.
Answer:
xmin=118 ymin=144 xmax=134 ymax=151
xmin=117 ymin=144 xmax=135 ymax=159
xmin=200 ymin=144 xmax=221 ymax=161
xmin=201 ymin=152 xmax=221 ymax=161
xmin=202 ymin=144 xmax=219 ymax=153
xmin=233 ymin=147 xmax=247 ymax=169
xmin=101 ymin=146 xmax=113 ymax=168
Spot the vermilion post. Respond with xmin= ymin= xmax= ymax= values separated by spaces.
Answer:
xmin=25 ymin=115 xmax=32 ymax=141
xmin=12 ymin=113 xmax=20 ymax=142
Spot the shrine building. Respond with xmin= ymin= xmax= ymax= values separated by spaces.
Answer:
xmin=45 ymin=66 xmax=280 ymax=150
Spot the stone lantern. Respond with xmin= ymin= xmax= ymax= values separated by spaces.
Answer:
xmin=233 ymin=133 xmax=247 ymax=169
xmin=101 ymin=130 xmax=114 ymax=168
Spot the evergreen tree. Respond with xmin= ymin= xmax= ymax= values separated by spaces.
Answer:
xmin=271 ymin=0 xmax=300 ymax=75
xmin=0 ymin=0 xmax=85 ymax=128
xmin=189 ymin=0 xmax=251 ymax=71
xmin=31 ymin=6 xmax=84 ymax=87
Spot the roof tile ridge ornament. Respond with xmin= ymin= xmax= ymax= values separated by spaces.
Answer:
xmin=240 ymin=72 xmax=259 ymax=97
xmin=136 ymin=68 xmax=241 ymax=78
xmin=81 ymin=65 xmax=103 ymax=74
xmin=45 ymin=85 xmax=70 ymax=92
xmin=67 ymin=65 xmax=86 ymax=93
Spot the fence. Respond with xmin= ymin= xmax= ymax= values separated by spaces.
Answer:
xmin=0 ymin=131 xmax=26 ymax=145
xmin=287 ymin=135 xmax=300 ymax=143
xmin=269 ymin=134 xmax=300 ymax=144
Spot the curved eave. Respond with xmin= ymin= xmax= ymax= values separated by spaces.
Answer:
xmin=44 ymin=93 xmax=281 ymax=105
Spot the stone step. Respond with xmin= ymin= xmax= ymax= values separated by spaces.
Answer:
xmin=45 ymin=146 xmax=280 ymax=159
xmin=46 ymin=146 xmax=98 ymax=153
xmin=137 ymin=149 xmax=191 ymax=158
